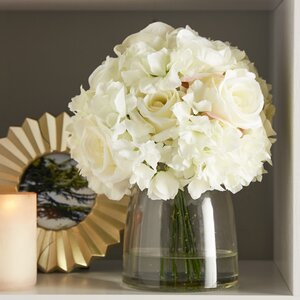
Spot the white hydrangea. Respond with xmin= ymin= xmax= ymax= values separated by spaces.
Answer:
xmin=68 ymin=22 xmax=276 ymax=201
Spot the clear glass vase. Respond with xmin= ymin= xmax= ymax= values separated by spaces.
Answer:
xmin=123 ymin=188 xmax=238 ymax=291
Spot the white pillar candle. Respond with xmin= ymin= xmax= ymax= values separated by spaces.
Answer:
xmin=0 ymin=192 xmax=37 ymax=290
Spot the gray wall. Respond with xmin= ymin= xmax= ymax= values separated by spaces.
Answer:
xmin=0 ymin=11 xmax=273 ymax=260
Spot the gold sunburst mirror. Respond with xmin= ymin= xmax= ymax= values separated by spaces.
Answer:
xmin=0 ymin=112 xmax=129 ymax=272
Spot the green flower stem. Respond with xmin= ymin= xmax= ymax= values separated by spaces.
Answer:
xmin=171 ymin=190 xmax=201 ymax=282
xmin=180 ymin=191 xmax=201 ymax=279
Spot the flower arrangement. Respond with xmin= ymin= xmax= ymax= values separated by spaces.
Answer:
xmin=68 ymin=22 xmax=276 ymax=202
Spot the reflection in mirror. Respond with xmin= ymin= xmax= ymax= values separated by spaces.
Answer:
xmin=19 ymin=152 xmax=96 ymax=230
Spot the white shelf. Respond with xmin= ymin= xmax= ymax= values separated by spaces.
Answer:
xmin=0 ymin=0 xmax=299 ymax=297
xmin=0 ymin=0 xmax=283 ymax=11
xmin=0 ymin=260 xmax=291 ymax=298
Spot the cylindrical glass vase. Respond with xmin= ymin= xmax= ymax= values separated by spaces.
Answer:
xmin=123 ymin=189 xmax=238 ymax=291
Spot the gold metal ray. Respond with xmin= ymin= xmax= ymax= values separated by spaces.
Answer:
xmin=22 ymin=118 xmax=46 ymax=156
xmin=0 ymin=154 xmax=23 ymax=176
xmin=0 ymin=138 xmax=29 ymax=167
xmin=38 ymin=113 xmax=56 ymax=152
xmin=88 ymin=213 xmax=121 ymax=242
xmin=93 ymin=209 xmax=124 ymax=231
xmin=56 ymin=112 xmax=71 ymax=152
xmin=0 ymin=184 xmax=17 ymax=193
xmin=0 ymin=112 xmax=129 ymax=272
xmin=8 ymin=127 xmax=37 ymax=160
xmin=38 ymin=230 xmax=54 ymax=272
xmin=69 ymin=227 xmax=91 ymax=267
xmin=46 ymin=231 xmax=58 ymax=272
xmin=96 ymin=202 xmax=128 ymax=224
xmin=95 ymin=195 xmax=130 ymax=224
xmin=0 ymin=171 xmax=19 ymax=187
xmin=0 ymin=179 xmax=16 ymax=188
xmin=77 ymin=223 xmax=106 ymax=256
xmin=56 ymin=231 xmax=75 ymax=272
xmin=37 ymin=228 xmax=45 ymax=256
xmin=85 ymin=217 xmax=119 ymax=246
xmin=68 ymin=231 xmax=88 ymax=267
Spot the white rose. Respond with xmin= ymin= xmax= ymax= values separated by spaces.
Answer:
xmin=138 ymin=141 xmax=161 ymax=169
xmin=182 ymin=80 xmax=212 ymax=114
xmin=119 ymin=43 xmax=153 ymax=88
xmin=119 ymin=46 xmax=180 ymax=93
xmin=68 ymin=86 xmax=93 ymax=116
xmin=139 ymin=65 xmax=181 ymax=94
xmin=148 ymin=170 xmax=179 ymax=200
xmin=129 ymin=142 xmax=162 ymax=191
xmin=89 ymin=56 xmax=120 ymax=90
xmin=125 ymin=110 xmax=155 ymax=143
xmin=114 ymin=22 xmax=174 ymax=55
xmin=68 ymin=116 xmax=132 ymax=200
xmin=70 ymin=81 xmax=137 ymax=131
xmin=206 ymin=69 xmax=264 ymax=129
xmin=138 ymin=91 xmax=180 ymax=132
xmin=130 ymin=163 xmax=156 ymax=191
xmin=170 ymin=27 xmax=245 ymax=76
xmin=188 ymin=178 xmax=211 ymax=199
xmin=172 ymin=102 xmax=191 ymax=123
xmin=68 ymin=22 xmax=276 ymax=201
xmin=88 ymin=81 xmax=127 ymax=128
xmin=88 ymin=176 xmax=131 ymax=201
xmin=147 ymin=48 xmax=170 ymax=77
